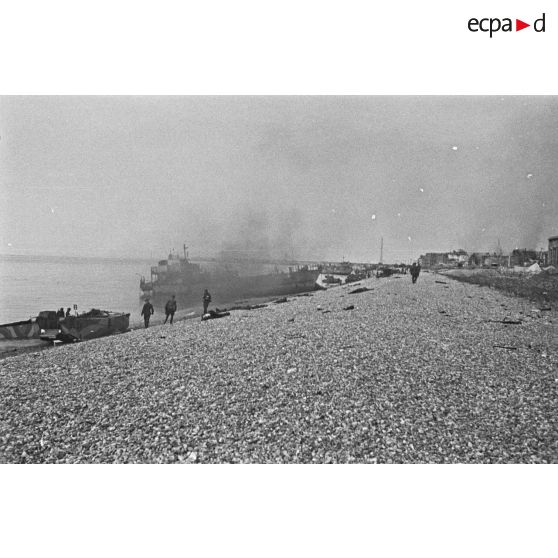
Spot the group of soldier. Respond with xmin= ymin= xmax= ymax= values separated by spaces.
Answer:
xmin=56 ymin=307 xmax=72 ymax=318
xmin=140 ymin=289 xmax=212 ymax=328
xmin=140 ymin=263 xmax=421 ymax=328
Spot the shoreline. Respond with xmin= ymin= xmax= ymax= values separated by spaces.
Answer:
xmin=0 ymin=291 xmax=322 ymax=361
xmin=0 ymin=273 xmax=556 ymax=463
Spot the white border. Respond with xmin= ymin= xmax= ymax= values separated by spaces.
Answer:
xmin=1 ymin=465 xmax=556 ymax=557
xmin=0 ymin=1 xmax=556 ymax=94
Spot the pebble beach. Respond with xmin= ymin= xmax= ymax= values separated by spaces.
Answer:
xmin=0 ymin=272 xmax=556 ymax=464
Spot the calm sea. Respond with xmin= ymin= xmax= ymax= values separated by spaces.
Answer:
xmin=0 ymin=254 xmax=153 ymax=324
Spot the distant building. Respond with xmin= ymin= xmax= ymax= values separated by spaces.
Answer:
xmin=468 ymin=252 xmax=490 ymax=267
xmin=510 ymin=249 xmax=538 ymax=267
xmin=420 ymin=252 xmax=449 ymax=267
xmin=448 ymin=249 xmax=469 ymax=264
xmin=509 ymin=248 xmax=550 ymax=267
xmin=549 ymin=236 xmax=558 ymax=266
xmin=418 ymin=250 xmax=471 ymax=268
xmin=419 ymin=243 xmax=554 ymax=269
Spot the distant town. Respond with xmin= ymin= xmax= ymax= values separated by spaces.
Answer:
xmin=417 ymin=234 xmax=558 ymax=271
xmin=186 ymin=234 xmax=558 ymax=274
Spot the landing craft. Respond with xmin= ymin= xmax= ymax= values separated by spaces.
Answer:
xmin=0 ymin=310 xmax=130 ymax=344
xmin=140 ymin=247 xmax=321 ymax=307
xmin=57 ymin=309 xmax=130 ymax=341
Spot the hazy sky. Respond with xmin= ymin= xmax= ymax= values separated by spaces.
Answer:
xmin=1 ymin=96 xmax=556 ymax=263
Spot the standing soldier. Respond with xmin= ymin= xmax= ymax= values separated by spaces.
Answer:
xmin=164 ymin=295 xmax=177 ymax=324
xmin=141 ymin=298 xmax=154 ymax=328
xmin=410 ymin=262 xmax=421 ymax=284
xmin=203 ymin=289 xmax=212 ymax=315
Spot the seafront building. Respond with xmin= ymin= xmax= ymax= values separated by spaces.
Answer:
xmin=549 ymin=236 xmax=558 ymax=266
xmin=418 ymin=244 xmax=553 ymax=270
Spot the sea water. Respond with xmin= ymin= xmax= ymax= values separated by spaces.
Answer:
xmin=0 ymin=254 xmax=152 ymax=324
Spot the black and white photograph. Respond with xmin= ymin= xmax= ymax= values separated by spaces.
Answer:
xmin=1 ymin=95 xmax=556 ymax=465
xmin=1 ymin=2 xmax=556 ymax=557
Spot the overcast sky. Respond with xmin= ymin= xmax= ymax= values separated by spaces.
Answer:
xmin=1 ymin=96 xmax=556 ymax=263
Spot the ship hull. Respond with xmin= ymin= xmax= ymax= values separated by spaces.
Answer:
xmin=0 ymin=319 xmax=41 ymax=340
xmin=143 ymin=269 xmax=321 ymax=308
xmin=59 ymin=312 xmax=130 ymax=341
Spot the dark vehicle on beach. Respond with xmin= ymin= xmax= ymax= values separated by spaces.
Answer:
xmin=36 ymin=309 xmax=130 ymax=342
xmin=346 ymin=270 xmax=369 ymax=283
xmin=58 ymin=309 xmax=130 ymax=341
xmin=323 ymin=274 xmax=343 ymax=285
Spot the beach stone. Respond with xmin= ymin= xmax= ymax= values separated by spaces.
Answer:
xmin=0 ymin=273 xmax=556 ymax=463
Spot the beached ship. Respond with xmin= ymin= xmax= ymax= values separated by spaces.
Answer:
xmin=1 ymin=309 xmax=130 ymax=344
xmin=140 ymin=249 xmax=321 ymax=306
xmin=57 ymin=309 xmax=130 ymax=341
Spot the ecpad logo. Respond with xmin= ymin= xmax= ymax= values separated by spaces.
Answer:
xmin=468 ymin=13 xmax=546 ymax=37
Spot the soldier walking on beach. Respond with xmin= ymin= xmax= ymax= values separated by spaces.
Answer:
xmin=410 ymin=262 xmax=421 ymax=284
xmin=203 ymin=289 xmax=212 ymax=315
xmin=141 ymin=298 xmax=154 ymax=328
xmin=164 ymin=295 xmax=177 ymax=324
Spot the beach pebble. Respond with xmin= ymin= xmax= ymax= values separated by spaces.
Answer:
xmin=0 ymin=273 xmax=556 ymax=463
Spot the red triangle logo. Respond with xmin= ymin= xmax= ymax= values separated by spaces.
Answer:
xmin=516 ymin=19 xmax=530 ymax=31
